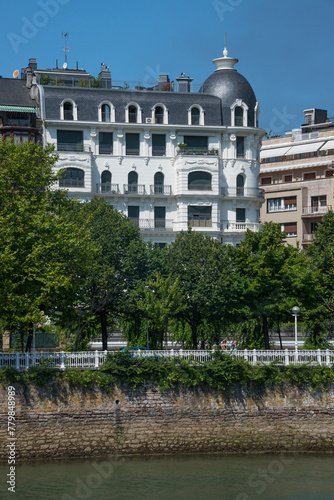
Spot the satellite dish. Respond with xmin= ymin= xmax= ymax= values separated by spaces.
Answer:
xmin=63 ymin=62 xmax=67 ymax=69
xmin=13 ymin=69 xmax=19 ymax=79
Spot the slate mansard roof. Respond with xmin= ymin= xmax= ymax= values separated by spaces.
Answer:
xmin=42 ymin=86 xmax=223 ymax=126
xmin=0 ymin=78 xmax=37 ymax=107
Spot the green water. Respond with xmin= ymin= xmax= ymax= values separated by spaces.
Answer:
xmin=1 ymin=454 xmax=333 ymax=500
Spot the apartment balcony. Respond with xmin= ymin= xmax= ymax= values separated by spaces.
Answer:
xmin=221 ymin=187 xmax=265 ymax=199
xmin=302 ymin=233 xmax=316 ymax=243
xmin=129 ymin=218 xmax=173 ymax=230
xmin=176 ymin=147 xmax=219 ymax=156
xmin=59 ymin=178 xmax=85 ymax=188
xmin=96 ymin=183 xmax=120 ymax=194
xmin=188 ymin=216 xmax=212 ymax=227
xmin=302 ymin=205 xmax=332 ymax=217
xmin=221 ymin=221 xmax=262 ymax=232
xmin=150 ymin=185 xmax=172 ymax=195
xmin=57 ymin=143 xmax=90 ymax=153
xmin=123 ymin=184 xmax=145 ymax=195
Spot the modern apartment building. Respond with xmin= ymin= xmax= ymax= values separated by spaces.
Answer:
xmin=18 ymin=46 xmax=265 ymax=246
xmin=260 ymin=109 xmax=334 ymax=247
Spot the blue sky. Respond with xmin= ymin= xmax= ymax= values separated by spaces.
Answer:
xmin=1 ymin=0 xmax=333 ymax=133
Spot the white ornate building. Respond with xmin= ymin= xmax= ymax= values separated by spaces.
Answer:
xmin=28 ymin=47 xmax=265 ymax=245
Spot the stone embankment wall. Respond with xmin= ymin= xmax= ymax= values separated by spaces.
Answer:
xmin=1 ymin=382 xmax=334 ymax=461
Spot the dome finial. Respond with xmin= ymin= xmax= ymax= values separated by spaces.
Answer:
xmin=223 ymin=32 xmax=228 ymax=57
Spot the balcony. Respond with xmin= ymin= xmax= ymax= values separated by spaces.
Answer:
xmin=221 ymin=187 xmax=265 ymax=199
xmin=57 ymin=143 xmax=90 ymax=152
xmin=126 ymin=148 xmax=140 ymax=156
xmin=96 ymin=183 xmax=120 ymax=194
xmin=123 ymin=184 xmax=145 ymax=195
xmin=176 ymin=147 xmax=219 ymax=156
xmin=221 ymin=222 xmax=262 ymax=232
xmin=302 ymin=233 xmax=316 ymax=243
xmin=129 ymin=219 xmax=173 ymax=230
xmin=150 ymin=185 xmax=172 ymax=195
xmin=99 ymin=145 xmax=113 ymax=155
xmin=59 ymin=178 xmax=85 ymax=188
xmin=188 ymin=216 xmax=212 ymax=227
xmin=302 ymin=205 xmax=331 ymax=216
xmin=152 ymin=146 xmax=166 ymax=156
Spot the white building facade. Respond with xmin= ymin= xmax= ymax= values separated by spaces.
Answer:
xmin=35 ymin=49 xmax=265 ymax=245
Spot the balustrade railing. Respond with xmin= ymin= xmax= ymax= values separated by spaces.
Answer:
xmin=1 ymin=349 xmax=333 ymax=370
xmin=96 ymin=183 xmax=120 ymax=194
xmin=221 ymin=187 xmax=265 ymax=198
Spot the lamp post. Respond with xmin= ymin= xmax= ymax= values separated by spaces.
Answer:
xmin=292 ymin=306 xmax=300 ymax=357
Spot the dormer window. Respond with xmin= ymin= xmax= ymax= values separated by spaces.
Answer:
xmin=60 ymin=99 xmax=78 ymax=121
xmin=191 ymin=107 xmax=200 ymax=125
xmin=231 ymin=100 xmax=248 ymax=127
xmin=234 ymin=107 xmax=243 ymax=127
xmin=126 ymin=103 xmax=142 ymax=124
xmin=64 ymin=102 xmax=73 ymax=120
xmin=155 ymin=106 xmax=164 ymax=124
xmin=128 ymin=105 xmax=137 ymax=123
xmin=101 ymin=104 xmax=110 ymax=122
xmin=188 ymin=105 xmax=204 ymax=125
xmin=98 ymin=101 xmax=115 ymax=122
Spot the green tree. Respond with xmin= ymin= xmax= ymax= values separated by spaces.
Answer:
xmin=164 ymin=230 xmax=240 ymax=349
xmin=235 ymin=222 xmax=315 ymax=349
xmin=75 ymin=198 xmax=147 ymax=350
xmin=0 ymin=141 xmax=95 ymax=349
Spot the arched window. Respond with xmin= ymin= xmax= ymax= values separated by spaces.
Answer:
xmin=59 ymin=168 xmax=84 ymax=188
xmin=154 ymin=106 xmax=164 ymax=124
xmin=236 ymin=174 xmax=245 ymax=196
xmin=64 ymin=102 xmax=73 ymax=120
xmin=191 ymin=107 xmax=200 ymax=125
xmin=101 ymin=170 xmax=111 ymax=193
xmin=235 ymin=107 xmax=244 ymax=127
xmin=154 ymin=172 xmax=164 ymax=194
xmin=188 ymin=171 xmax=212 ymax=191
xmin=128 ymin=105 xmax=137 ymax=123
xmin=101 ymin=104 xmax=110 ymax=122
xmin=127 ymin=171 xmax=138 ymax=193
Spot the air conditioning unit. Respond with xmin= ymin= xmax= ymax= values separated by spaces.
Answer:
xmin=146 ymin=118 xmax=152 ymax=124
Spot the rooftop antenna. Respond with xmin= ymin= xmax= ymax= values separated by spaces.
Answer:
xmin=223 ymin=32 xmax=228 ymax=57
xmin=62 ymin=32 xmax=69 ymax=69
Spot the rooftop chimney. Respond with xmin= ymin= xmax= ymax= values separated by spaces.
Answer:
xmin=176 ymin=72 xmax=193 ymax=92
xmin=98 ymin=63 xmax=111 ymax=89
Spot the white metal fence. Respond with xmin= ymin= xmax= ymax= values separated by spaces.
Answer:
xmin=1 ymin=349 xmax=334 ymax=371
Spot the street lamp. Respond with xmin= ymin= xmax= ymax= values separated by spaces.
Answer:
xmin=292 ymin=306 xmax=300 ymax=355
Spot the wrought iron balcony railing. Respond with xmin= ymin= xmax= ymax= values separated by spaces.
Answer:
xmin=96 ymin=183 xmax=120 ymax=194
xmin=123 ymin=184 xmax=145 ymax=195
xmin=57 ymin=143 xmax=89 ymax=152
xmin=150 ymin=185 xmax=172 ymax=195
xmin=59 ymin=178 xmax=85 ymax=188
xmin=129 ymin=218 xmax=173 ymax=229
xmin=176 ymin=147 xmax=219 ymax=156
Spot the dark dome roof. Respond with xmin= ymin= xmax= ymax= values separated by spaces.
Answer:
xmin=200 ymin=67 xmax=257 ymax=127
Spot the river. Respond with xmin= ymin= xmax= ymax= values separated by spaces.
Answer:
xmin=1 ymin=454 xmax=333 ymax=499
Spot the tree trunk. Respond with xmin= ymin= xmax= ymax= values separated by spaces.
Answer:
xmin=100 ymin=310 xmax=108 ymax=351
xmin=262 ymin=314 xmax=270 ymax=349
xmin=191 ymin=322 xmax=197 ymax=350
xmin=25 ymin=326 xmax=33 ymax=352
xmin=277 ymin=320 xmax=283 ymax=350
